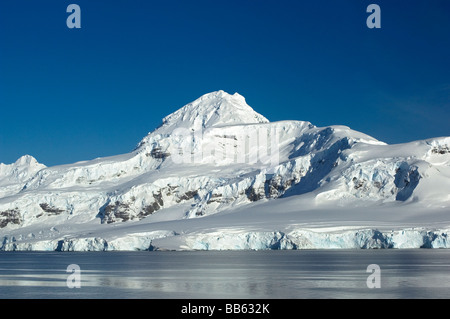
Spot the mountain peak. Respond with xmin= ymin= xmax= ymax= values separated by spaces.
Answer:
xmin=135 ymin=90 xmax=269 ymax=150
xmin=0 ymin=155 xmax=45 ymax=187
xmin=14 ymin=155 xmax=40 ymax=166
xmin=0 ymin=155 xmax=43 ymax=169
xmin=199 ymin=90 xmax=246 ymax=104
xmin=157 ymin=90 xmax=269 ymax=133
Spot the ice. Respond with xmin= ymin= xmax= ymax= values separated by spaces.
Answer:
xmin=0 ymin=91 xmax=449 ymax=250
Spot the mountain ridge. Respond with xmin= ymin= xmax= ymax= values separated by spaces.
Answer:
xmin=136 ymin=90 xmax=269 ymax=150
xmin=0 ymin=90 xmax=449 ymax=251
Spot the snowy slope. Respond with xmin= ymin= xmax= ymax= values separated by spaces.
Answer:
xmin=0 ymin=90 xmax=449 ymax=250
xmin=0 ymin=155 xmax=46 ymax=198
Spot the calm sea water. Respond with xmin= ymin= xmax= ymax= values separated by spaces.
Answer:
xmin=0 ymin=250 xmax=449 ymax=299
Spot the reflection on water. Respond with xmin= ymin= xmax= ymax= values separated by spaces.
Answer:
xmin=0 ymin=250 xmax=450 ymax=298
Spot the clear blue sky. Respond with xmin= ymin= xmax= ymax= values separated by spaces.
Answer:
xmin=0 ymin=0 xmax=449 ymax=166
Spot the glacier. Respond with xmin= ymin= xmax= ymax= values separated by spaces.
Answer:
xmin=0 ymin=90 xmax=449 ymax=251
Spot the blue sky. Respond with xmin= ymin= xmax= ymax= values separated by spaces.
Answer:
xmin=0 ymin=0 xmax=449 ymax=166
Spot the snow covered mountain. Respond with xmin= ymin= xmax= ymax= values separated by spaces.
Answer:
xmin=0 ymin=155 xmax=46 ymax=199
xmin=1 ymin=90 xmax=449 ymax=250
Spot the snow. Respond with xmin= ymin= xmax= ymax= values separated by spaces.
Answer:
xmin=0 ymin=155 xmax=46 ymax=198
xmin=0 ymin=90 xmax=449 ymax=251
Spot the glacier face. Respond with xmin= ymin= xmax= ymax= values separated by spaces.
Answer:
xmin=0 ymin=90 xmax=449 ymax=251
xmin=2 ymin=227 xmax=449 ymax=251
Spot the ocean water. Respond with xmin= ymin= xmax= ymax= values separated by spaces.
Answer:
xmin=0 ymin=250 xmax=449 ymax=299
